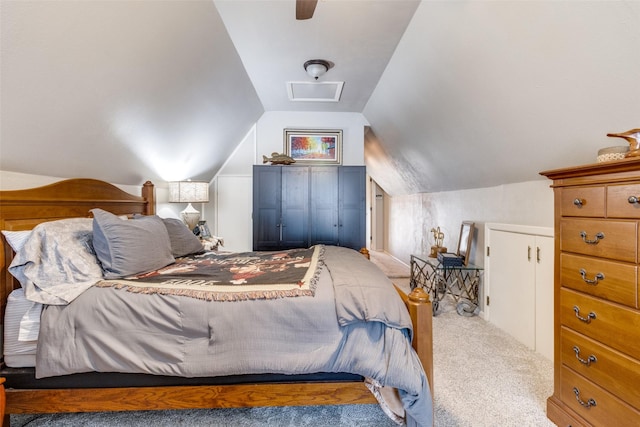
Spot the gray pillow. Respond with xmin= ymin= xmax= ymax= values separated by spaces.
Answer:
xmin=161 ymin=218 xmax=204 ymax=257
xmin=91 ymin=209 xmax=174 ymax=279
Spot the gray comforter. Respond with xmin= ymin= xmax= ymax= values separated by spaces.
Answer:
xmin=36 ymin=246 xmax=432 ymax=426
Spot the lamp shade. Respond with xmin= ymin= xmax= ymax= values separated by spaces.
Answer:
xmin=168 ymin=181 xmax=209 ymax=203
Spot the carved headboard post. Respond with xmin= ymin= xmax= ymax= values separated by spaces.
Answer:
xmin=142 ymin=181 xmax=155 ymax=215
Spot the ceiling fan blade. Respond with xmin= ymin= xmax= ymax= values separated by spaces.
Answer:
xmin=296 ymin=0 xmax=318 ymax=20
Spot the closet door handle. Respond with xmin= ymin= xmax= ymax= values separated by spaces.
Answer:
xmin=527 ymin=246 xmax=531 ymax=261
xmin=536 ymin=247 xmax=541 ymax=263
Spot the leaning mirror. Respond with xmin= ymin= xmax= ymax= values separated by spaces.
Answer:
xmin=457 ymin=221 xmax=475 ymax=265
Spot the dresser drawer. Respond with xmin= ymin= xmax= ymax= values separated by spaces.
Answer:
xmin=560 ymin=288 xmax=640 ymax=360
xmin=561 ymin=253 xmax=638 ymax=308
xmin=561 ymin=186 xmax=605 ymax=217
xmin=608 ymin=183 xmax=640 ymax=219
xmin=561 ymin=327 xmax=640 ymax=409
xmin=560 ymin=218 xmax=637 ymax=263
xmin=561 ymin=366 xmax=640 ymax=427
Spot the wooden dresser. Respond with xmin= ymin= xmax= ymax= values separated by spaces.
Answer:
xmin=541 ymin=158 xmax=640 ymax=427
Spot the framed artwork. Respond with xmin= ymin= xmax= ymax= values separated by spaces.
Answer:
xmin=457 ymin=221 xmax=475 ymax=266
xmin=284 ymin=129 xmax=342 ymax=164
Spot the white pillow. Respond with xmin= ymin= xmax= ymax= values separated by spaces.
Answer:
xmin=9 ymin=218 xmax=103 ymax=305
xmin=2 ymin=230 xmax=32 ymax=252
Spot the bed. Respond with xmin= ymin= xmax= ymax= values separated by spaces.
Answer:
xmin=0 ymin=178 xmax=433 ymax=426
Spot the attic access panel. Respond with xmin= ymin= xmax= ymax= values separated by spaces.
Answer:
xmin=286 ymin=81 xmax=344 ymax=102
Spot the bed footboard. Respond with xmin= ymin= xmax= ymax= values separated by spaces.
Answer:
xmin=396 ymin=286 xmax=433 ymax=392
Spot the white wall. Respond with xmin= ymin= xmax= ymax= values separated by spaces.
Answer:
xmin=384 ymin=179 xmax=554 ymax=310
xmin=210 ymin=126 xmax=256 ymax=251
xmin=256 ymin=111 xmax=367 ymax=166
xmin=386 ymin=179 xmax=554 ymax=265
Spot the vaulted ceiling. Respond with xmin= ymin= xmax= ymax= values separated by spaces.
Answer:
xmin=2 ymin=1 xmax=639 ymax=196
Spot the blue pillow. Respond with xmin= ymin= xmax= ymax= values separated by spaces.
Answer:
xmin=161 ymin=217 xmax=204 ymax=257
xmin=91 ymin=209 xmax=174 ymax=279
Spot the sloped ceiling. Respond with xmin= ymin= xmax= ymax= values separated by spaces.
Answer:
xmin=364 ymin=0 xmax=640 ymax=195
xmin=1 ymin=0 xmax=639 ymax=196
xmin=0 ymin=0 xmax=263 ymax=185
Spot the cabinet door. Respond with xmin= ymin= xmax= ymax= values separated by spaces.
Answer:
xmin=488 ymin=230 xmax=537 ymax=350
xmin=310 ymin=167 xmax=339 ymax=246
xmin=280 ymin=167 xmax=310 ymax=249
xmin=338 ymin=166 xmax=366 ymax=250
xmin=534 ymin=235 xmax=554 ymax=361
xmin=252 ymin=166 xmax=282 ymax=250
xmin=486 ymin=226 xmax=554 ymax=360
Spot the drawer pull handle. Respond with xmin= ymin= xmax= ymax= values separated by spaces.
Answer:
xmin=573 ymin=346 xmax=597 ymax=366
xmin=579 ymin=269 xmax=604 ymax=285
xmin=629 ymin=196 xmax=640 ymax=204
xmin=573 ymin=306 xmax=596 ymax=323
xmin=573 ymin=387 xmax=596 ymax=408
xmin=573 ymin=198 xmax=584 ymax=207
xmin=580 ymin=231 xmax=604 ymax=245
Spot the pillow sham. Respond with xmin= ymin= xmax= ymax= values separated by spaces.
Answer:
xmin=91 ymin=208 xmax=174 ymax=279
xmin=8 ymin=218 xmax=103 ymax=305
xmin=161 ymin=217 xmax=204 ymax=257
xmin=2 ymin=230 xmax=32 ymax=252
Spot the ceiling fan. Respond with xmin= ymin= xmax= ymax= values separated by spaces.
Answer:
xmin=296 ymin=0 xmax=318 ymax=20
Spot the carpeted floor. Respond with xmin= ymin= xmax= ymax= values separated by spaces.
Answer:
xmin=368 ymin=249 xmax=411 ymax=278
xmin=10 ymin=251 xmax=554 ymax=426
xmin=377 ymin=251 xmax=554 ymax=427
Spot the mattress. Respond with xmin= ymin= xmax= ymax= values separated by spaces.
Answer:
xmin=4 ymin=288 xmax=41 ymax=367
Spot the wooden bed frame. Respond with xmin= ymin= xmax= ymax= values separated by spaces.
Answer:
xmin=0 ymin=178 xmax=433 ymax=424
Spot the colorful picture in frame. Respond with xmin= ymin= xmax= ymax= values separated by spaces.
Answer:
xmin=284 ymin=129 xmax=342 ymax=164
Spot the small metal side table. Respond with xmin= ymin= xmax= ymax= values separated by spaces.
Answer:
xmin=410 ymin=254 xmax=483 ymax=316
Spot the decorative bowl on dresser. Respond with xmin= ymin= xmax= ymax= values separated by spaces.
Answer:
xmin=541 ymin=157 xmax=640 ymax=427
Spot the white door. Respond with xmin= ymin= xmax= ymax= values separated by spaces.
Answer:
xmin=488 ymin=230 xmax=536 ymax=350
xmin=534 ymin=235 xmax=554 ymax=361
xmin=216 ymin=175 xmax=252 ymax=252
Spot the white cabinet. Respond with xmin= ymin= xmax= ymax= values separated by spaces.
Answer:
xmin=484 ymin=223 xmax=554 ymax=360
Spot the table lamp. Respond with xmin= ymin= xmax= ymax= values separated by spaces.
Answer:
xmin=168 ymin=180 xmax=210 ymax=230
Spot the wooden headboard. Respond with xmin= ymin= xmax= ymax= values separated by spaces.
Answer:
xmin=0 ymin=178 xmax=155 ymax=321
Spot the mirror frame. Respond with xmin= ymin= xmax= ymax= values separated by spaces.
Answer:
xmin=457 ymin=221 xmax=475 ymax=265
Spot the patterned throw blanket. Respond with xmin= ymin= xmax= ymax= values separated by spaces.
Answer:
xmin=96 ymin=246 xmax=323 ymax=301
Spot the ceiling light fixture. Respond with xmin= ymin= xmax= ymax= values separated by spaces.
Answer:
xmin=304 ymin=59 xmax=331 ymax=80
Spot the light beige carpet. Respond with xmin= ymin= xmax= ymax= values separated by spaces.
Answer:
xmin=368 ymin=250 xmax=410 ymax=278
xmin=375 ymin=251 xmax=555 ymax=427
